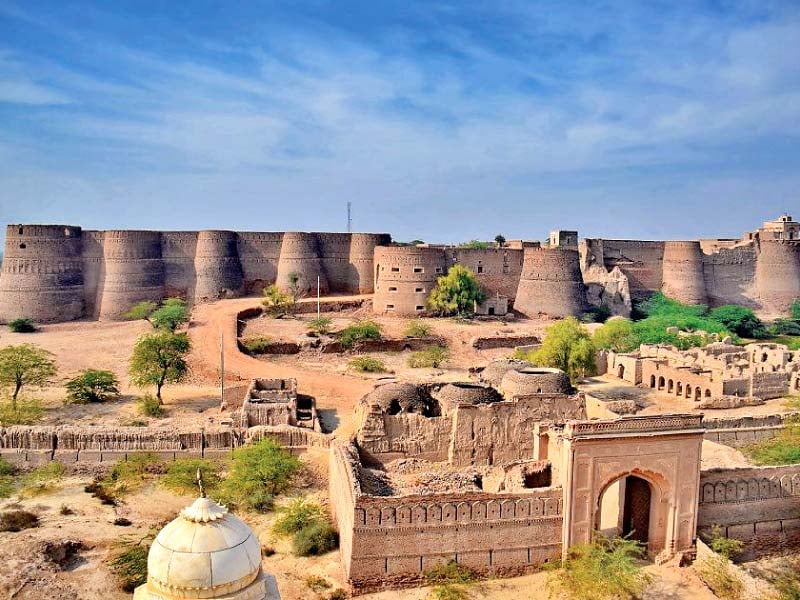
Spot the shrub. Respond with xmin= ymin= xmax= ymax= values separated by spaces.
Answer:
xmin=592 ymin=319 xmax=638 ymax=353
xmin=137 ymin=394 xmax=164 ymax=417
xmin=348 ymin=356 xmax=387 ymax=373
xmin=705 ymin=525 xmax=745 ymax=559
xmin=109 ymin=542 xmax=149 ymax=592
xmin=262 ymin=284 xmax=296 ymax=317
xmin=339 ymin=321 xmax=382 ymax=349
xmin=123 ymin=300 xmax=158 ymax=323
xmin=583 ymin=304 xmax=612 ymax=324
xmin=327 ymin=589 xmax=348 ymax=600
xmin=241 ymin=336 xmax=273 ymax=355
xmin=0 ymin=456 xmax=14 ymax=498
xmin=307 ymin=317 xmax=333 ymax=336
xmin=408 ymin=346 xmax=449 ymax=368
xmin=404 ymin=320 xmax=433 ymax=338
xmin=427 ymin=265 xmax=486 ymax=317
xmin=162 ymin=458 xmax=221 ymax=495
xmin=522 ymin=317 xmax=595 ymax=381
xmin=85 ymin=479 xmax=117 ymax=505
xmin=0 ymin=509 xmax=39 ymax=532
xmin=21 ymin=461 xmax=66 ymax=496
xmin=769 ymin=319 xmax=800 ymax=336
xmin=424 ymin=560 xmax=477 ymax=585
xmin=59 ymin=504 xmax=74 ymax=515
xmin=273 ymin=498 xmax=327 ymax=536
xmin=457 ymin=240 xmax=491 ymax=249
xmin=710 ymin=305 xmax=766 ymax=338
xmin=65 ymin=369 xmax=120 ymax=404
xmin=9 ymin=318 xmax=36 ymax=333
xmin=696 ymin=553 xmax=744 ymax=600
xmin=0 ymin=397 xmax=43 ymax=424
xmin=547 ymin=536 xmax=650 ymax=600
xmin=104 ymin=453 xmax=163 ymax=496
xmin=292 ymin=519 xmax=338 ymax=557
xmin=219 ymin=437 xmax=302 ymax=511
xmin=305 ymin=575 xmax=332 ymax=593
xmin=150 ymin=302 xmax=189 ymax=332
xmin=791 ymin=299 xmax=800 ymax=321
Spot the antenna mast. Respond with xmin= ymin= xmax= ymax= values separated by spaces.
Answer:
xmin=347 ymin=201 xmax=352 ymax=233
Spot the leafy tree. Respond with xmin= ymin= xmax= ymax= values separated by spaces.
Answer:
xmin=0 ymin=344 xmax=57 ymax=408
xmin=427 ymin=265 xmax=486 ymax=317
xmin=8 ymin=318 xmax=36 ymax=333
xmin=494 ymin=234 xmax=506 ymax=246
xmin=524 ymin=317 xmax=595 ymax=381
xmin=129 ymin=332 xmax=190 ymax=403
xmin=123 ymin=301 xmax=158 ymax=324
xmin=262 ymin=284 xmax=295 ymax=317
xmin=218 ymin=437 xmax=302 ymax=511
xmin=65 ymin=369 xmax=120 ymax=404
xmin=769 ymin=318 xmax=800 ymax=336
xmin=149 ymin=299 xmax=189 ymax=332
xmin=791 ymin=299 xmax=800 ymax=321
xmin=709 ymin=305 xmax=765 ymax=338
xmin=592 ymin=319 xmax=638 ymax=353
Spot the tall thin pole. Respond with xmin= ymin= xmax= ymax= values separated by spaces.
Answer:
xmin=317 ymin=275 xmax=321 ymax=319
xmin=220 ymin=329 xmax=225 ymax=408
xmin=347 ymin=201 xmax=352 ymax=233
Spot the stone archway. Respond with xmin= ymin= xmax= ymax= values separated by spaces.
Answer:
xmin=560 ymin=415 xmax=704 ymax=562
xmin=597 ymin=473 xmax=654 ymax=546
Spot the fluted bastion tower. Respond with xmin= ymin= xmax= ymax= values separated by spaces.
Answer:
xmin=514 ymin=247 xmax=587 ymax=317
xmin=755 ymin=240 xmax=800 ymax=316
xmin=0 ymin=225 xmax=85 ymax=322
xmin=275 ymin=232 xmax=329 ymax=295
xmin=662 ymin=241 xmax=708 ymax=306
xmin=193 ymin=230 xmax=244 ymax=302
xmin=373 ymin=246 xmax=447 ymax=315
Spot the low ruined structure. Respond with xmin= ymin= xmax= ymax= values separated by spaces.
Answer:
xmin=604 ymin=341 xmax=800 ymax=406
xmin=230 ymin=378 xmax=320 ymax=431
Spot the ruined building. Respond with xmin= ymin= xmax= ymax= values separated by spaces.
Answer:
xmin=1 ymin=215 xmax=799 ymax=323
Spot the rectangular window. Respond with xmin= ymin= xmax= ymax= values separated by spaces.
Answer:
xmin=391 ymin=267 xmax=400 ymax=272
xmin=413 ymin=267 xmax=424 ymax=273
xmin=435 ymin=267 xmax=443 ymax=274
xmin=415 ymin=306 xmax=424 ymax=311
xmin=389 ymin=286 xmax=397 ymax=292
xmin=502 ymin=265 xmax=510 ymax=274
xmin=477 ymin=265 xmax=484 ymax=274
xmin=386 ymin=304 xmax=395 ymax=310
xmin=415 ymin=287 xmax=424 ymax=293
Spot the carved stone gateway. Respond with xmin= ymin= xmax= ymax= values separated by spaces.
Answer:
xmin=559 ymin=414 xmax=704 ymax=561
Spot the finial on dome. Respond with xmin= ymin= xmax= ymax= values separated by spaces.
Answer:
xmin=197 ymin=467 xmax=206 ymax=498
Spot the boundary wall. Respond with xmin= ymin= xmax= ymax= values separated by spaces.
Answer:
xmin=0 ymin=225 xmax=391 ymax=322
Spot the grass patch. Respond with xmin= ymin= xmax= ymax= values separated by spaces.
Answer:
xmin=21 ymin=461 xmax=66 ymax=496
xmin=424 ymin=560 xmax=477 ymax=600
xmin=109 ymin=540 xmax=149 ymax=592
xmin=404 ymin=320 xmax=433 ymax=338
xmin=408 ymin=345 xmax=449 ymax=368
xmin=85 ymin=479 xmax=117 ymax=505
xmin=338 ymin=320 xmax=382 ymax=349
xmin=218 ymin=437 xmax=302 ymax=512
xmin=0 ymin=456 xmax=14 ymax=498
xmin=161 ymin=458 xmax=222 ymax=495
xmin=743 ymin=415 xmax=800 ymax=465
xmin=104 ymin=453 xmax=163 ymax=496
xmin=0 ymin=509 xmax=39 ymax=532
xmin=696 ymin=553 xmax=744 ymax=600
xmin=241 ymin=336 xmax=273 ymax=355
xmin=547 ymin=536 xmax=651 ymax=600
xmin=348 ymin=356 xmax=387 ymax=373
xmin=305 ymin=575 xmax=332 ymax=593
xmin=137 ymin=393 xmax=164 ymax=418
xmin=272 ymin=497 xmax=338 ymax=556
xmin=0 ymin=397 xmax=43 ymax=425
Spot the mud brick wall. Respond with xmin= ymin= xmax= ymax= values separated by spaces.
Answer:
xmin=750 ymin=371 xmax=791 ymax=400
xmin=698 ymin=464 xmax=800 ymax=559
xmin=702 ymin=413 xmax=796 ymax=448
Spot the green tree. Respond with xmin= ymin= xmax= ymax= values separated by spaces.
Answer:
xmin=709 ymin=305 xmax=765 ymax=338
xmin=457 ymin=240 xmax=491 ymax=250
xmin=791 ymin=299 xmax=800 ymax=321
xmin=150 ymin=299 xmax=189 ymax=332
xmin=0 ymin=344 xmax=57 ymax=408
xmin=525 ymin=317 xmax=595 ymax=381
xmin=219 ymin=437 xmax=302 ymax=511
xmin=494 ymin=234 xmax=506 ymax=246
xmin=262 ymin=284 xmax=295 ymax=317
xmin=129 ymin=332 xmax=190 ymax=403
xmin=65 ymin=369 xmax=120 ymax=404
xmin=592 ymin=319 xmax=638 ymax=353
xmin=123 ymin=300 xmax=158 ymax=324
xmin=427 ymin=265 xmax=486 ymax=317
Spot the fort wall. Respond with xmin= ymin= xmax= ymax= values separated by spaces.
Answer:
xmin=755 ymin=240 xmax=800 ymax=316
xmin=513 ymin=247 xmax=586 ymax=317
xmin=0 ymin=225 xmax=391 ymax=322
xmin=702 ymin=244 xmax=757 ymax=308
xmin=662 ymin=241 xmax=707 ymax=305
xmin=698 ymin=464 xmax=800 ymax=559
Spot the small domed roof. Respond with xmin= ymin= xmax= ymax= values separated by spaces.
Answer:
xmin=434 ymin=383 xmax=503 ymax=408
xmin=479 ymin=358 xmax=529 ymax=387
xmin=140 ymin=496 xmax=266 ymax=599
xmin=499 ymin=367 xmax=571 ymax=397
xmin=360 ymin=382 xmax=439 ymax=416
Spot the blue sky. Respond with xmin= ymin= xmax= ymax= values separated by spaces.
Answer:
xmin=1 ymin=1 xmax=799 ymax=245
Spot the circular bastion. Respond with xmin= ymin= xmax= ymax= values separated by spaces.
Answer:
xmin=373 ymin=246 xmax=447 ymax=316
xmin=193 ymin=230 xmax=245 ymax=302
xmin=662 ymin=241 xmax=708 ymax=305
xmin=276 ymin=232 xmax=329 ymax=295
xmin=755 ymin=240 xmax=800 ymax=316
xmin=513 ymin=247 xmax=587 ymax=318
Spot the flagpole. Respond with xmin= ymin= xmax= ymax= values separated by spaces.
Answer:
xmin=317 ymin=275 xmax=321 ymax=319
xmin=220 ymin=329 xmax=225 ymax=409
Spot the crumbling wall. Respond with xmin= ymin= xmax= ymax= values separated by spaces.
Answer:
xmin=357 ymin=409 xmax=453 ymax=464
xmin=703 ymin=243 xmax=757 ymax=308
xmin=698 ymin=464 xmax=800 ymax=559
xmin=751 ymin=372 xmax=791 ymax=400
xmin=702 ymin=414 xmax=795 ymax=447
xmin=592 ymin=240 xmax=665 ymax=300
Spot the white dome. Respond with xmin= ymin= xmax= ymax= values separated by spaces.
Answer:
xmin=135 ymin=496 xmax=274 ymax=600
